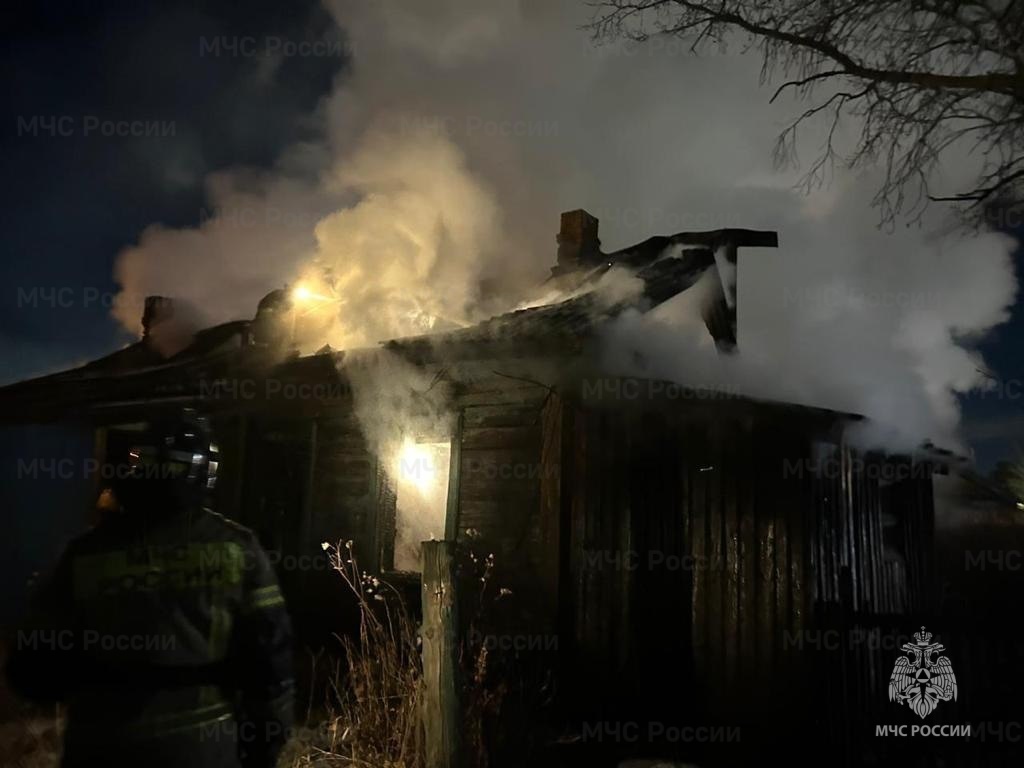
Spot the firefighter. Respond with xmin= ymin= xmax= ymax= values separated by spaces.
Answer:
xmin=7 ymin=410 xmax=294 ymax=768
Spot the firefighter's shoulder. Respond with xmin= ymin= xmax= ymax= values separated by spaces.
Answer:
xmin=197 ymin=510 xmax=287 ymax=612
xmin=196 ymin=508 xmax=265 ymax=552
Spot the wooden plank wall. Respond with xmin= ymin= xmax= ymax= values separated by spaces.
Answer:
xmin=562 ymin=403 xmax=937 ymax=758
xmin=454 ymin=394 xmax=558 ymax=630
xmin=209 ymin=412 xmax=246 ymax=522
xmin=235 ymin=410 xmax=376 ymax=649
xmin=239 ymin=410 xmax=376 ymax=559
xmin=814 ymin=612 xmax=1021 ymax=768
xmin=308 ymin=413 xmax=377 ymax=562
xmin=809 ymin=452 xmax=939 ymax=764
xmin=809 ymin=447 xmax=934 ymax=614
xmin=238 ymin=413 xmax=313 ymax=554
xmin=565 ymin=403 xmax=633 ymax=699
xmin=889 ymin=460 xmax=935 ymax=614
xmin=563 ymin=403 xmax=812 ymax=739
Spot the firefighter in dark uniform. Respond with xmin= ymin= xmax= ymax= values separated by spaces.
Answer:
xmin=7 ymin=411 xmax=294 ymax=767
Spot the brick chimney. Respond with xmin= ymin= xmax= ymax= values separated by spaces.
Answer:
xmin=552 ymin=209 xmax=603 ymax=276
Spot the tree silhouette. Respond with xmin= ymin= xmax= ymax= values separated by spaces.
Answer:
xmin=589 ymin=0 xmax=1024 ymax=227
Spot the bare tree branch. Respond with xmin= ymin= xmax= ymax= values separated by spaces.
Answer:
xmin=587 ymin=0 xmax=1024 ymax=228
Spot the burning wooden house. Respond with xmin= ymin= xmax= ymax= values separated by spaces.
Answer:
xmin=0 ymin=211 xmax=946 ymax=764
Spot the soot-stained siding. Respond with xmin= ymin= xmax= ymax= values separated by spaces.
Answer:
xmin=547 ymin=397 xmax=935 ymax=747
xmin=453 ymin=395 xmax=559 ymax=629
xmin=559 ymin=406 xmax=812 ymax=725
xmin=808 ymin=448 xmax=934 ymax=616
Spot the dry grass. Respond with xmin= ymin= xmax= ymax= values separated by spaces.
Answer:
xmin=0 ymin=646 xmax=61 ymax=768
xmin=284 ymin=541 xmax=424 ymax=767
xmin=284 ymin=542 xmax=512 ymax=768
xmin=0 ymin=714 xmax=61 ymax=768
xmin=459 ymin=552 xmax=506 ymax=768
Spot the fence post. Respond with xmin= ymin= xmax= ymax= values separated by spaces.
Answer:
xmin=421 ymin=539 xmax=461 ymax=768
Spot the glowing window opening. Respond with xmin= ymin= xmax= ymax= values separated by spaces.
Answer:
xmin=389 ymin=438 xmax=452 ymax=572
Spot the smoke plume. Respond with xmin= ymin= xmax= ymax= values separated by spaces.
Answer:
xmin=343 ymin=348 xmax=453 ymax=568
xmin=112 ymin=0 xmax=1018 ymax=452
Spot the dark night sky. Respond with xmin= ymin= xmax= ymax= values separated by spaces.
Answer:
xmin=1 ymin=0 xmax=1021 ymax=470
xmin=1 ymin=0 xmax=344 ymax=377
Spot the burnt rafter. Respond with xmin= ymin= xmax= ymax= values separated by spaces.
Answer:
xmin=552 ymin=209 xmax=778 ymax=352
xmin=553 ymin=208 xmax=777 ymax=272
xmin=612 ymin=228 xmax=778 ymax=352
xmin=604 ymin=228 xmax=779 ymax=270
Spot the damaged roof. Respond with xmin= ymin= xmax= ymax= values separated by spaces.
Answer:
xmin=386 ymin=245 xmax=728 ymax=361
xmin=0 ymin=219 xmax=779 ymax=422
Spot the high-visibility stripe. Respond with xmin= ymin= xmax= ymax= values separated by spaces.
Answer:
xmin=244 ymin=585 xmax=285 ymax=612
xmin=72 ymin=542 xmax=246 ymax=599
xmin=250 ymin=594 xmax=285 ymax=610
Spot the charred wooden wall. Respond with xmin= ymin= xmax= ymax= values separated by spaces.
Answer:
xmin=806 ymin=451 xmax=940 ymax=765
xmin=559 ymin=403 xmax=811 ymax=734
xmin=225 ymin=409 xmax=376 ymax=648
xmin=220 ymin=381 xmax=562 ymax=644
xmin=551 ymin=395 xmax=937 ymax=759
xmin=808 ymin=447 xmax=934 ymax=616
xmin=452 ymin=389 xmax=560 ymax=631
xmin=209 ymin=376 xmax=940 ymax=762
xmin=308 ymin=413 xmax=377 ymax=558
xmin=230 ymin=410 xmax=379 ymax=558
xmin=219 ymin=379 xmax=561 ymax=646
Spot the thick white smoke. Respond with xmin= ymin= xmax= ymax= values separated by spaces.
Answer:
xmin=343 ymin=348 xmax=453 ymax=568
xmin=296 ymin=127 xmax=504 ymax=347
xmin=112 ymin=0 xmax=1017 ymax=452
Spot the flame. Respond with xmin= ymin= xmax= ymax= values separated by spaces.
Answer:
xmin=395 ymin=438 xmax=439 ymax=494
xmin=291 ymin=283 xmax=333 ymax=305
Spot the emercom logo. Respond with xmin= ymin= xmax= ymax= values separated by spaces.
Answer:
xmin=888 ymin=626 xmax=958 ymax=719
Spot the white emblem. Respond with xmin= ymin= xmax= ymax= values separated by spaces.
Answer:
xmin=888 ymin=626 xmax=958 ymax=719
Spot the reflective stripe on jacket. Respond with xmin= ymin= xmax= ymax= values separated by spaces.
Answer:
xmin=7 ymin=506 xmax=295 ymax=768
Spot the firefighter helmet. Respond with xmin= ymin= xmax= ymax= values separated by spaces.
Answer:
xmin=113 ymin=409 xmax=218 ymax=511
